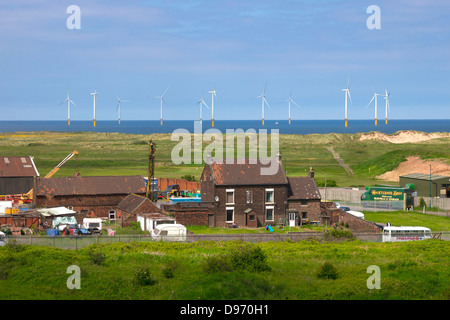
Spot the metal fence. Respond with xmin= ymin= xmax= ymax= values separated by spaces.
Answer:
xmin=3 ymin=231 xmax=448 ymax=249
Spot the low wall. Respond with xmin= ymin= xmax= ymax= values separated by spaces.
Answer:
xmin=319 ymin=188 xmax=365 ymax=203
xmin=414 ymin=197 xmax=450 ymax=211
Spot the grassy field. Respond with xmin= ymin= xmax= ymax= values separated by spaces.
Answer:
xmin=0 ymin=239 xmax=448 ymax=300
xmin=0 ymin=131 xmax=449 ymax=187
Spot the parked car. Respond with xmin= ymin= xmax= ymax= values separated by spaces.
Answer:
xmin=340 ymin=206 xmax=351 ymax=211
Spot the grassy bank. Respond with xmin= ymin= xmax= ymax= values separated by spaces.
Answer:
xmin=0 ymin=131 xmax=449 ymax=187
xmin=0 ymin=239 xmax=448 ymax=300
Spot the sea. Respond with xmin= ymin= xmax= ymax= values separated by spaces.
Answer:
xmin=0 ymin=119 xmax=449 ymax=135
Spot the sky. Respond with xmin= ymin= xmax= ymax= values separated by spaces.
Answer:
xmin=0 ymin=0 xmax=449 ymax=121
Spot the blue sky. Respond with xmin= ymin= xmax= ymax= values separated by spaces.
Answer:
xmin=0 ymin=0 xmax=449 ymax=121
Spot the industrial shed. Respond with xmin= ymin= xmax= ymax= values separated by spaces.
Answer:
xmin=399 ymin=173 xmax=450 ymax=198
xmin=34 ymin=175 xmax=147 ymax=223
xmin=0 ymin=156 xmax=40 ymax=195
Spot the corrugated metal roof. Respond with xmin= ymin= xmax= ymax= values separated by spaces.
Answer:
xmin=400 ymin=173 xmax=450 ymax=181
xmin=0 ymin=156 xmax=40 ymax=177
xmin=208 ymin=158 xmax=288 ymax=186
xmin=36 ymin=175 xmax=146 ymax=196
xmin=288 ymin=177 xmax=321 ymax=200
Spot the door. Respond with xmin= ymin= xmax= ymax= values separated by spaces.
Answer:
xmin=289 ymin=212 xmax=297 ymax=227
xmin=208 ymin=214 xmax=215 ymax=228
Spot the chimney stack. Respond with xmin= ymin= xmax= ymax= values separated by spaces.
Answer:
xmin=308 ymin=166 xmax=315 ymax=178
xmin=276 ymin=150 xmax=282 ymax=163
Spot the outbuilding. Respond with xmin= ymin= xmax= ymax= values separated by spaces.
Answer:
xmin=0 ymin=156 xmax=40 ymax=195
xmin=399 ymin=173 xmax=450 ymax=198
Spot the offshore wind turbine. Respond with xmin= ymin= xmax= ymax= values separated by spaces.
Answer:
xmin=342 ymin=78 xmax=352 ymax=127
xmin=209 ymin=86 xmax=216 ymax=127
xmin=384 ymin=90 xmax=391 ymax=124
xmin=59 ymin=90 xmax=76 ymax=126
xmin=197 ymin=90 xmax=209 ymax=124
xmin=90 ymin=89 xmax=98 ymax=127
xmin=156 ymin=86 xmax=169 ymax=125
xmin=116 ymin=96 xmax=129 ymax=125
xmin=257 ymin=83 xmax=271 ymax=125
xmin=286 ymin=91 xmax=300 ymax=125
xmin=367 ymin=90 xmax=383 ymax=126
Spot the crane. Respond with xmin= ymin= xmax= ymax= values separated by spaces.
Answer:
xmin=21 ymin=150 xmax=79 ymax=201
xmin=44 ymin=150 xmax=79 ymax=178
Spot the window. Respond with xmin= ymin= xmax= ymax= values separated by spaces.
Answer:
xmin=226 ymin=189 xmax=235 ymax=204
xmin=80 ymin=210 xmax=88 ymax=215
xmin=226 ymin=207 xmax=234 ymax=222
xmin=265 ymin=206 xmax=274 ymax=221
xmin=68 ymin=206 xmax=73 ymax=211
xmin=301 ymin=200 xmax=308 ymax=206
xmin=265 ymin=189 xmax=274 ymax=203
xmin=246 ymin=190 xmax=253 ymax=204
xmin=249 ymin=214 xmax=256 ymax=221
xmin=302 ymin=212 xmax=307 ymax=219
xmin=109 ymin=210 xmax=116 ymax=221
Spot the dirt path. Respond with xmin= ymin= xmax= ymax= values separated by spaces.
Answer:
xmin=327 ymin=147 xmax=354 ymax=175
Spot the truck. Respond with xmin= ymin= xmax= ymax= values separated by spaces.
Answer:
xmin=361 ymin=185 xmax=414 ymax=210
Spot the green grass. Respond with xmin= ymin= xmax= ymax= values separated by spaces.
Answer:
xmin=363 ymin=211 xmax=450 ymax=231
xmin=0 ymin=239 xmax=449 ymax=300
xmin=1 ymin=131 xmax=449 ymax=187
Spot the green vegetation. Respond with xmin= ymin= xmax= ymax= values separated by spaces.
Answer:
xmin=0 ymin=239 xmax=448 ymax=300
xmin=0 ymin=131 xmax=449 ymax=187
xmin=362 ymin=211 xmax=450 ymax=231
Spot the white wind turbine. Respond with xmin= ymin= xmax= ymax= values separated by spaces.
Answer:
xmin=209 ymin=86 xmax=216 ymax=127
xmin=286 ymin=91 xmax=300 ymax=125
xmin=60 ymin=89 xmax=76 ymax=126
xmin=156 ymin=86 xmax=169 ymax=125
xmin=197 ymin=90 xmax=209 ymax=124
xmin=90 ymin=89 xmax=98 ymax=127
xmin=257 ymin=83 xmax=271 ymax=125
xmin=116 ymin=95 xmax=129 ymax=125
xmin=342 ymin=78 xmax=352 ymax=127
xmin=367 ymin=90 xmax=383 ymax=126
xmin=384 ymin=90 xmax=391 ymax=124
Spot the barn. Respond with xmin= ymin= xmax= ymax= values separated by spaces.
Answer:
xmin=0 ymin=156 xmax=40 ymax=195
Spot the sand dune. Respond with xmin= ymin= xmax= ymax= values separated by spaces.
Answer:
xmin=378 ymin=156 xmax=450 ymax=181
xmin=358 ymin=130 xmax=450 ymax=144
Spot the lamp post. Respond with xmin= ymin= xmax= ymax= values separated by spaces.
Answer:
xmin=429 ymin=164 xmax=432 ymax=208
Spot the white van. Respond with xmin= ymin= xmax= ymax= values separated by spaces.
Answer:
xmin=151 ymin=223 xmax=187 ymax=242
xmin=82 ymin=218 xmax=102 ymax=233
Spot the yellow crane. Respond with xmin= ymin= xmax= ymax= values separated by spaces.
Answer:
xmin=22 ymin=150 xmax=79 ymax=201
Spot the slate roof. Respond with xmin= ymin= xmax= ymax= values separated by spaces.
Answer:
xmin=0 ymin=156 xmax=40 ymax=177
xmin=36 ymin=175 xmax=146 ymax=196
xmin=116 ymin=193 xmax=160 ymax=214
xmin=206 ymin=158 xmax=288 ymax=186
xmin=287 ymin=177 xmax=321 ymax=200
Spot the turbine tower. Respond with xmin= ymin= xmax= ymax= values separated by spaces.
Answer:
xmin=116 ymin=96 xmax=129 ymax=125
xmin=209 ymin=87 xmax=216 ymax=127
xmin=197 ymin=90 xmax=209 ymax=124
xmin=367 ymin=90 xmax=383 ymax=126
xmin=60 ymin=89 xmax=76 ymax=126
xmin=257 ymin=83 xmax=270 ymax=125
xmin=342 ymin=78 xmax=352 ymax=127
xmin=384 ymin=90 xmax=391 ymax=124
xmin=286 ymin=91 xmax=300 ymax=125
xmin=156 ymin=86 xmax=169 ymax=125
xmin=90 ymin=89 xmax=98 ymax=127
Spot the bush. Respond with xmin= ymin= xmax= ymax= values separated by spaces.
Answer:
xmin=317 ymin=262 xmax=339 ymax=280
xmin=202 ymin=254 xmax=233 ymax=273
xmin=230 ymin=245 xmax=271 ymax=272
xmin=419 ymin=198 xmax=427 ymax=208
xmin=134 ymin=267 xmax=156 ymax=286
xmin=87 ymin=247 xmax=106 ymax=265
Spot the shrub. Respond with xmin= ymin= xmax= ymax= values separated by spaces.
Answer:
xmin=419 ymin=198 xmax=427 ymax=208
xmin=229 ymin=245 xmax=271 ymax=272
xmin=87 ymin=247 xmax=106 ymax=265
xmin=317 ymin=262 xmax=339 ymax=280
xmin=202 ymin=254 xmax=232 ymax=273
xmin=134 ymin=267 xmax=156 ymax=286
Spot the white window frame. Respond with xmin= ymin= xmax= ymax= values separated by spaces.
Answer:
xmin=226 ymin=206 xmax=234 ymax=223
xmin=265 ymin=188 xmax=274 ymax=204
xmin=109 ymin=210 xmax=116 ymax=221
xmin=265 ymin=205 xmax=275 ymax=222
xmin=226 ymin=189 xmax=235 ymax=205
xmin=246 ymin=190 xmax=253 ymax=204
